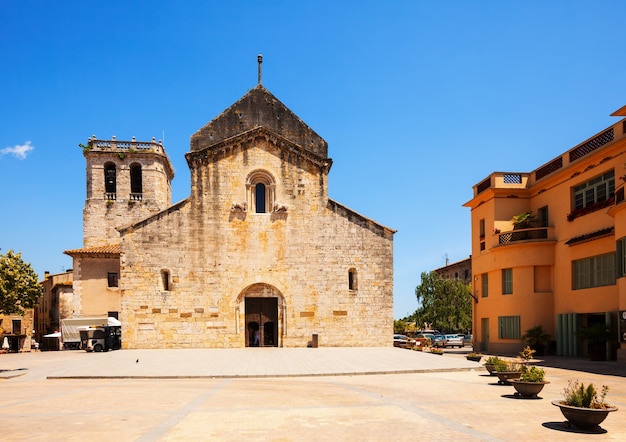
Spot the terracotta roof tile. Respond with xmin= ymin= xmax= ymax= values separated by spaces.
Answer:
xmin=64 ymin=244 xmax=121 ymax=256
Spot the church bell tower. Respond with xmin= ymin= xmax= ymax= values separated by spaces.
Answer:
xmin=81 ymin=136 xmax=175 ymax=247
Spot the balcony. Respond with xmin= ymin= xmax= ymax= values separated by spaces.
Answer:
xmin=497 ymin=227 xmax=552 ymax=245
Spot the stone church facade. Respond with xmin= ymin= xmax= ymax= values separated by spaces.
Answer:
xmin=67 ymin=80 xmax=395 ymax=349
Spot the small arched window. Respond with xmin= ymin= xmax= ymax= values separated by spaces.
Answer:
xmin=130 ymin=163 xmax=143 ymax=200
xmin=246 ymin=170 xmax=275 ymax=214
xmin=255 ymin=183 xmax=266 ymax=213
xmin=104 ymin=162 xmax=117 ymax=198
xmin=130 ymin=163 xmax=142 ymax=193
xmin=348 ymin=268 xmax=358 ymax=291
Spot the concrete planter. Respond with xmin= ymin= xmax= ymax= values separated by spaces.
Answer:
xmin=552 ymin=401 xmax=618 ymax=429
xmin=510 ymin=380 xmax=549 ymax=398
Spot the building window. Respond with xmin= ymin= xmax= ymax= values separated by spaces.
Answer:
xmin=479 ymin=219 xmax=485 ymax=239
xmin=498 ymin=316 xmax=520 ymax=339
xmin=130 ymin=163 xmax=143 ymax=199
xmin=255 ymin=183 xmax=266 ymax=213
xmin=348 ymin=268 xmax=358 ymax=291
xmin=617 ymin=237 xmax=626 ymax=278
xmin=502 ymin=268 xmax=513 ymax=294
xmin=247 ymin=170 xmax=275 ymax=214
xmin=538 ymin=206 xmax=548 ymax=227
xmin=12 ymin=319 xmax=21 ymax=335
xmin=161 ymin=270 xmax=170 ymax=291
xmin=572 ymin=253 xmax=616 ymax=289
xmin=108 ymin=311 xmax=119 ymax=319
xmin=481 ymin=273 xmax=488 ymax=297
xmin=573 ymin=170 xmax=614 ymax=211
xmin=107 ymin=272 xmax=119 ymax=288
xmin=104 ymin=162 xmax=117 ymax=197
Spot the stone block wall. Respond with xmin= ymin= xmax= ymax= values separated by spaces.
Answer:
xmin=119 ymin=136 xmax=393 ymax=348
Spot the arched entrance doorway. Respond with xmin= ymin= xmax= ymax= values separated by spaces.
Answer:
xmin=238 ymin=284 xmax=284 ymax=347
xmin=245 ymin=297 xmax=277 ymax=347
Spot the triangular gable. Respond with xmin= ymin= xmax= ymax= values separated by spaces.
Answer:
xmin=191 ymin=85 xmax=328 ymax=158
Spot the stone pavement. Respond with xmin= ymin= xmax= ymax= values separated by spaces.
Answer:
xmin=1 ymin=348 xmax=626 ymax=440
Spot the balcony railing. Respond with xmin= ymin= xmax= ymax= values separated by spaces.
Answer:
xmin=498 ymin=227 xmax=549 ymax=245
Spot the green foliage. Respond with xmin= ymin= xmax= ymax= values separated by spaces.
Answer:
xmin=484 ymin=356 xmax=502 ymax=365
xmin=0 ymin=250 xmax=42 ymax=315
xmin=563 ymin=380 xmax=610 ymax=409
xmin=522 ymin=325 xmax=550 ymax=347
xmin=394 ymin=319 xmax=407 ymax=334
xmin=78 ymin=142 xmax=92 ymax=154
xmin=519 ymin=365 xmax=545 ymax=382
xmin=518 ymin=345 xmax=536 ymax=361
xmin=413 ymin=272 xmax=472 ymax=332
xmin=495 ymin=361 xmax=522 ymax=373
xmin=512 ymin=211 xmax=535 ymax=229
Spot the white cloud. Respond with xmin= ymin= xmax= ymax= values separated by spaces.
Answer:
xmin=1 ymin=141 xmax=34 ymax=159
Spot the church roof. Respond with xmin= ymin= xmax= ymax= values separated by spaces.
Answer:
xmin=190 ymin=85 xmax=328 ymax=158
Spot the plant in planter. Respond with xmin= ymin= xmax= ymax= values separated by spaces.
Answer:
xmin=495 ymin=361 xmax=523 ymax=385
xmin=466 ymin=352 xmax=482 ymax=362
xmin=512 ymin=211 xmax=535 ymax=229
xmin=518 ymin=345 xmax=536 ymax=363
xmin=510 ymin=365 xmax=549 ymax=398
xmin=521 ymin=325 xmax=550 ymax=356
xmin=552 ymin=380 xmax=618 ymax=429
xmin=576 ymin=323 xmax=611 ymax=361
xmin=422 ymin=347 xmax=443 ymax=355
xmin=484 ymin=356 xmax=505 ymax=375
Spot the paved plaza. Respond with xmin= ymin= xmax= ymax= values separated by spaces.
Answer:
xmin=1 ymin=347 xmax=625 ymax=441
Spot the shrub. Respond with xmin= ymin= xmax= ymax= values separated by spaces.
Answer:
xmin=563 ymin=380 xmax=610 ymax=409
xmin=519 ymin=365 xmax=545 ymax=382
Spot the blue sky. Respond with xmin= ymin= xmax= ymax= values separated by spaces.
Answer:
xmin=1 ymin=1 xmax=625 ymax=319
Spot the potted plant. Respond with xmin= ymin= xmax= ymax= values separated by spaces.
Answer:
xmin=426 ymin=346 xmax=443 ymax=355
xmin=484 ymin=356 xmax=504 ymax=375
xmin=466 ymin=352 xmax=482 ymax=362
xmin=552 ymin=380 xmax=618 ymax=429
xmin=495 ymin=361 xmax=522 ymax=385
xmin=521 ymin=325 xmax=550 ymax=356
xmin=518 ymin=345 xmax=536 ymax=363
xmin=576 ymin=323 xmax=611 ymax=361
xmin=512 ymin=211 xmax=535 ymax=230
xmin=510 ymin=365 xmax=549 ymax=398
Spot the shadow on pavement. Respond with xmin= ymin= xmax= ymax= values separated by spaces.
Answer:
xmin=542 ymin=421 xmax=607 ymax=434
xmin=536 ymin=356 xmax=626 ymax=378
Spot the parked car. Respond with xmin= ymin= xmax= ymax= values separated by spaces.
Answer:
xmin=414 ymin=333 xmax=434 ymax=346
xmin=393 ymin=334 xmax=409 ymax=348
xmin=462 ymin=334 xmax=472 ymax=346
xmin=433 ymin=334 xmax=446 ymax=347
xmin=442 ymin=334 xmax=464 ymax=348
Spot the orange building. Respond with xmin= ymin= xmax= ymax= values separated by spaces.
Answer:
xmin=465 ymin=105 xmax=626 ymax=362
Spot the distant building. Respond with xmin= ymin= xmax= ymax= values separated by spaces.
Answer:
xmin=35 ymin=270 xmax=73 ymax=350
xmin=0 ymin=310 xmax=34 ymax=352
xmin=433 ymin=256 xmax=472 ymax=284
xmin=464 ymin=105 xmax=626 ymax=361
xmin=64 ymin=62 xmax=396 ymax=348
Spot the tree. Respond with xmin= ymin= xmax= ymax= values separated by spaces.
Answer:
xmin=414 ymin=271 xmax=472 ymax=332
xmin=0 ymin=250 xmax=42 ymax=315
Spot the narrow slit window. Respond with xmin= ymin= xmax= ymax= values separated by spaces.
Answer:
xmin=161 ymin=270 xmax=170 ymax=291
xmin=255 ymin=183 xmax=266 ymax=213
xmin=348 ymin=268 xmax=358 ymax=291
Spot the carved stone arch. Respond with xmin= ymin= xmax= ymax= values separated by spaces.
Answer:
xmin=246 ymin=169 xmax=275 ymax=213
xmin=235 ymin=283 xmax=285 ymax=347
